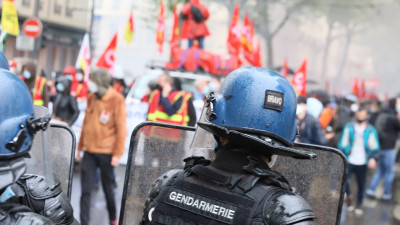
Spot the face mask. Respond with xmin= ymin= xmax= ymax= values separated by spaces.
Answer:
xmin=23 ymin=71 xmax=31 ymax=79
xmin=64 ymin=73 xmax=73 ymax=80
xmin=88 ymin=80 xmax=98 ymax=93
xmin=51 ymin=71 xmax=57 ymax=78
xmin=397 ymin=105 xmax=400 ymax=114
xmin=56 ymin=83 xmax=65 ymax=92
xmin=202 ymin=86 xmax=210 ymax=95
xmin=351 ymin=103 xmax=359 ymax=112
xmin=296 ymin=104 xmax=305 ymax=116
xmin=356 ymin=119 xmax=366 ymax=124
xmin=76 ymin=73 xmax=84 ymax=82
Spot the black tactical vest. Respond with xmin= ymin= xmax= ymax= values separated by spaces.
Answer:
xmin=144 ymin=157 xmax=294 ymax=225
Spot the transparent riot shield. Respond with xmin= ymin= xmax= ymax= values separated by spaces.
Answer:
xmin=119 ymin=122 xmax=197 ymax=225
xmin=25 ymin=106 xmax=76 ymax=199
xmin=119 ymin=122 xmax=347 ymax=225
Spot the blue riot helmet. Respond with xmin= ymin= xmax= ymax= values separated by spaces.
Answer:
xmin=0 ymin=51 xmax=10 ymax=71
xmin=0 ymin=71 xmax=50 ymax=159
xmin=197 ymin=67 xmax=316 ymax=159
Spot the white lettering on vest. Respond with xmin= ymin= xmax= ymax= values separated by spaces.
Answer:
xmin=168 ymin=190 xmax=236 ymax=220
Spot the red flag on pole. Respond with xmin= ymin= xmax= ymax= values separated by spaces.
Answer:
xmin=227 ymin=4 xmax=241 ymax=55
xmin=124 ymin=9 xmax=134 ymax=43
xmin=241 ymin=12 xmax=253 ymax=54
xmin=291 ymin=59 xmax=307 ymax=96
xmin=96 ymin=33 xmax=118 ymax=74
xmin=170 ymin=5 xmax=179 ymax=51
xmin=352 ymin=77 xmax=359 ymax=97
xmin=252 ymin=39 xmax=262 ymax=67
xmin=360 ymin=78 xmax=366 ymax=99
xmin=156 ymin=0 xmax=165 ymax=53
xmin=280 ymin=58 xmax=289 ymax=78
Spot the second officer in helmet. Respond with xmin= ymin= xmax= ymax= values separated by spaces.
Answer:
xmin=140 ymin=67 xmax=317 ymax=225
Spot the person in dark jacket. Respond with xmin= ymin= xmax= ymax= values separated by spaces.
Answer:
xmin=368 ymin=99 xmax=382 ymax=126
xmin=51 ymin=76 xmax=80 ymax=126
xmin=366 ymin=97 xmax=400 ymax=202
xmin=296 ymin=96 xmax=326 ymax=145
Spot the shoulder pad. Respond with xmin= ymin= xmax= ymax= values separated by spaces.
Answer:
xmin=143 ymin=169 xmax=183 ymax=212
xmin=13 ymin=212 xmax=54 ymax=225
xmin=18 ymin=174 xmax=62 ymax=200
xmin=263 ymin=188 xmax=316 ymax=225
xmin=0 ymin=206 xmax=54 ymax=225
xmin=147 ymin=169 xmax=182 ymax=200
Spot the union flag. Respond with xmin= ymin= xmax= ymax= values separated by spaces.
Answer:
xmin=124 ymin=9 xmax=134 ymax=43
xmin=170 ymin=5 xmax=179 ymax=51
xmin=291 ymin=59 xmax=307 ymax=96
xmin=96 ymin=33 xmax=118 ymax=75
xmin=227 ymin=4 xmax=241 ymax=55
xmin=156 ymin=1 xmax=165 ymax=53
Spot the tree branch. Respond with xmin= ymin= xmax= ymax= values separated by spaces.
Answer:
xmin=270 ymin=0 xmax=310 ymax=38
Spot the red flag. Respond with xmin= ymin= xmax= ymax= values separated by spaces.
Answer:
xmin=124 ymin=9 xmax=134 ymax=43
xmin=280 ymin=58 xmax=289 ymax=77
xmin=227 ymin=4 xmax=241 ymax=55
xmin=241 ymin=12 xmax=253 ymax=54
xmin=156 ymin=0 xmax=165 ymax=53
xmin=360 ymin=78 xmax=366 ymax=99
xmin=291 ymin=59 xmax=307 ymax=96
xmin=169 ymin=5 xmax=179 ymax=51
xmin=352 ymin=77 xmax=359 ymax=97
xmin=252 ymin=40 xmax=262 ymax=67
xmin=96 ymin=33 xmax=118 ymax=74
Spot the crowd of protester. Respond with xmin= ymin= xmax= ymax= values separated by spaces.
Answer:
xmin=298 ymin=91 xmax=400 ymax=216
xmin=9 ymin=57 xmax=400 ymax=222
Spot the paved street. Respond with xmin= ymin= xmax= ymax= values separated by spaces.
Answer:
xmin=70 ymin=163 xmax=400 ymax=225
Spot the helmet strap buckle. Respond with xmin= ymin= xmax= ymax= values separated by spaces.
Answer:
xmin=205 ymin=92 xmax=217 ymax=121
xmin=26 ymin=116 xmax=50 ymax=135
xmin=6 ymin=123 xmax=28 ymax=152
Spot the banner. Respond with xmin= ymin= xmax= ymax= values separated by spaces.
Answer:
xmin=291 ymin=59 xmax=307 ymax=96
xmin=156 ymin=0 xmax=165 ymax=53
xmin=96 ymin=33 xmax=118 ymax=74
xmin=124 ymin=9 xmax=134 ymax=43
xmin=1 ymin=0 xmax=19 ymax=36
xmin=75 ymin=33 xmax=91 ymax=81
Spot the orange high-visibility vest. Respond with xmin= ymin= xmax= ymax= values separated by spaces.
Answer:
xmin=147 ymin=89 xmax=191 ymax=126
xmin=20 ymin=75 xmax=46 ymax=105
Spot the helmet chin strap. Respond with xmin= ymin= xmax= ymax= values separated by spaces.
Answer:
xmin=0 ymin=157 xmax=26 ymax=192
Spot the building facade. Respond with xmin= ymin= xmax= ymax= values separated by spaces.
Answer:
xmin=2 ymin=0 xmax=91 ymax=76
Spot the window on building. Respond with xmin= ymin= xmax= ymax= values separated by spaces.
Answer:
xmin=22 ymin=0 xmax=30 ymax=7
xmin=66 ymin=8 xmax=73 ymax=17
xmin=54 ymin=0 xmax=62 ymax=15
xmin=38 ymin=0 xmax=43 ymax=11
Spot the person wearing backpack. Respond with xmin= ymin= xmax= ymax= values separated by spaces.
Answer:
xmin=366 ymin=97 xmax=400 ymax=203
xmin=180 ymin=0 xmax=210 ymax=49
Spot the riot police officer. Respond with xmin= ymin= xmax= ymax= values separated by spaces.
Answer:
xmin=0 ymin=65 xmax=75 ymax=224
xmin=139 ymin=67 xmax=317 ymax=224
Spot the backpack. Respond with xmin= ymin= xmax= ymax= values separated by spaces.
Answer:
xmin=191 ymin=5 xmax=204 ymax=23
